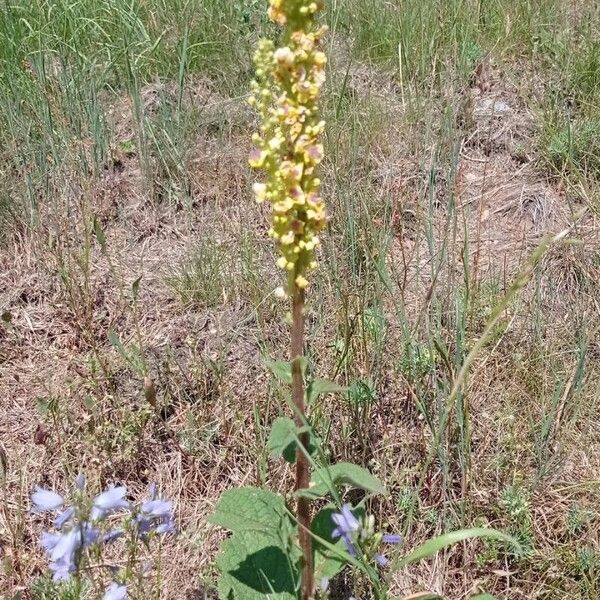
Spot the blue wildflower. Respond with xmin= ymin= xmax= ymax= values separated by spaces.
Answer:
xmin=103 ymin=582 xmax=127 ymax=600
xmin=41 ymin=522 xmax=98 ymax=581
xmin=382 ymin=533 xmax=402 ymax=544
xmin=74 ymin=474 xmax=86 ymax=491
xmin=374 ymin=554 xmax=388 ymax=567
xmin=135 ymin=484 xmax=176 ymax=537
xmin=31 ymin=487 xmax=64 ymax=512
xmin=54 ymin=506 xmax=76 ymax=529
xmin=103 ymin=529 xmax=124 ymax=544
xmin=39 ymin=531 xmax=61 ymax=552
xmin=47 ymin=528 xmax=80 ymax=580
xmin=91 ymin=486 xmax=129 ymax=520
xmin=331 ymin=504 xmax=360 ymax=556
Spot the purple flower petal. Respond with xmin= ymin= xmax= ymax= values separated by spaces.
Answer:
xmin=31 ymin=487 xmax=64 ymax=512
xmin=340 ymin=533 xmax=358 ymax=557
xmin=92 ymin=486 xmax=129 ymax=520
xmin=54 ymin=506 xmax=76 ymax=529
xmin=50 ymin=556 xmax=75 ymax=581
xmin=103 ymin=529 xmax=124 ymax=544
xmin=382 ymin=533 xmax=402 ymax=545
xmin=103 ymin=583 xmax=127 ymax=600
xmin=50 ymin=529 xmax=80 ymax=562
xmin=340 ymin=505 xmax=359 ymax=531
xmin=331 ymin=504 xmax=360 ymax=548
xmin=40 ymin=531 xmax=61 ymax=552
xmin=375 ymin=554 xmax=388 ymax=567
xmin=154 ymin=519 xmax=176 ymax=535
xmin=74 ymin=474 xmax=86 ymax=491
xmin=141 ymin=499 xmax=172 ymax=518
xmin=81 ymin=523 xmax=100 ymax=547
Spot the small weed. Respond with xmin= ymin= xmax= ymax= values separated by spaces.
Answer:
xmin=566 ymin=504 xmax=597 ymax=537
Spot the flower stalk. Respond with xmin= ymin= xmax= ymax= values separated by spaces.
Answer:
xmin=291 ymin=283 xmax=312 ymax=598
xmin=249 ymin=1 xmax=328 ymax=597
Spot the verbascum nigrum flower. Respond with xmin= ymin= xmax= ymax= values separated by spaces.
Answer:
xmin=248 ymin=0 xmax=328 ymax=294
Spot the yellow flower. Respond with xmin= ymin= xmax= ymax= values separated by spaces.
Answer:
xmin=251 ymin=0 xmax=327 ymax=293
xmin=295 ymin=275 xmax=309 ymax=289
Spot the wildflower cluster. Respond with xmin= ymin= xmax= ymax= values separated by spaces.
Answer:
xmin=249 ymin=0 xmax=328 ymax=293
xmin=31 ymin=476 xmax=175 ymax=598
xmin=331 ymin=504 xmax=401 ymax=568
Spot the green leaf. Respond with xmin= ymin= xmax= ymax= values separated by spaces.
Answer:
xmin=397 ymin=528 xmax=520 ymax=567
xmin=264 ymin=357 xmax=307 ymax=384
xmin=301 ymin=462 xmax=387 ymax=499
xmin=470 ymin=595 xmax=497 ymax=600
xmin=268 ymin=417 xmax=298 ymax=463
xmin=210 ymin=487 xmax=290 ymax=536
xmin=267 ymin=417 xmax=317 ymax=464
xmin=307 ymin=378 xmax=346 ymax=404
xmin=312 ymin=505 xmax=364 ymax=582
xmin=212 ymin=487 xmax=300 ymax=600
xmin=216 ymin=530 xmax=298 ymax=600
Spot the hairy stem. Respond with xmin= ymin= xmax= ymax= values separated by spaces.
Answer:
xmin=291 ymin=281 xmax=313 ymax=600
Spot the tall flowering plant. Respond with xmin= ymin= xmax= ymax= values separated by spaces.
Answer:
xmin=249 ymin=1 xmax=328 ymax=597
xmin=211 ymin=2 xmax=403 ymax=600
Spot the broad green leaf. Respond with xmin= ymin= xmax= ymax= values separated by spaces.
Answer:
xmin=470 ymin=595 xmax=497 ymax=600
xmin=264 ymin=357 xmax=307 ymax=384
xmin=267 ymin=417 xmax=317 ymax=463
xmin=301 ymin=462 xmax=387 ymax=499
xmin=216 ymin=530 xmax=298 ymax=600
xmin=210 ymin=487 xmax=290 ymax=537
xmin=267 ymin=417 xmax=299 ymax=463
xmin=397 ymin=528 xmax=520 ymax=567
xmin=307 ymin=378 xmax=346 ymax=404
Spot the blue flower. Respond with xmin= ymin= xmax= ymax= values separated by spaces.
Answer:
xmin=331 ymin=504 xmax=360 ymax=556
xmin=154 ymin=520 xmax=176 ymax=534
xmin=103 ymin=582 xmax=127 ymax=600
xmin=91 ymin=486 xmax=129 ymax=520
xmin=39 ymin=532 xmax=61 ymax=552
xmin=54 ymin=506 xmax=76 ymax=529
xmin=135 ymin=484 xmax=176 ymax=537
xmin=41 ymin=522 xmax=99 ymax=581
xmin=31 ymin=487 xmax=64 ymax=512
xmin=47 ymin=528 xmax=80 ymax=580
xmin=103 ymin=529 xmax=124 ymax=544
xmin=141 ymin=498 xmax=172 ymax=517
xmin=74 ymin=474 xmax=86 ymax=491
xmin=382 ymin=533 xmax=402 ymax=544
xmin=374 ymin=554 xmax=388 ymax=567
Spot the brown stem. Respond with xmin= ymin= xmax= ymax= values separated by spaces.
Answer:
xmin=291 ymin=282 xmax=313 ymax=600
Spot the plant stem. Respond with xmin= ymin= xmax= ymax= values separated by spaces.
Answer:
xmin=291 ymin=281 xmax=313 ymax=600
